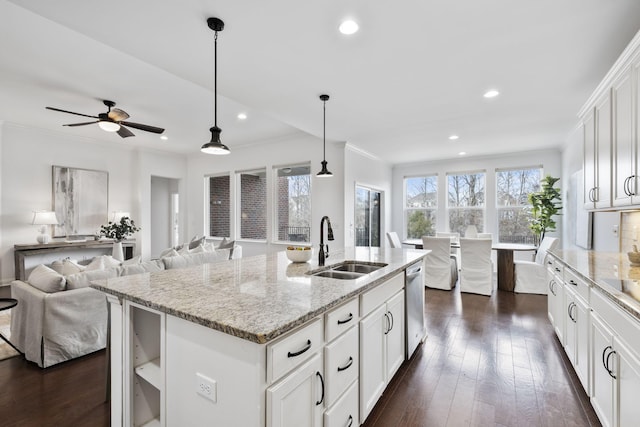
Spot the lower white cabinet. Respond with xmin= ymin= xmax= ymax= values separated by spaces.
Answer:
xmin=547 ymin=271 xmax=565 ymax=344
xmin=324 ymin=380 xmax=358 ymax=427
xmin=564 ymin=285 xmax=590 ymax=391
xmin=266 ymin=352 xmax=324 ymax=427
xmin=359 ymin=289 xmax=405 ymax=424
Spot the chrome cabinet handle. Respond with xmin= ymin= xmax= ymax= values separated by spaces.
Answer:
xmin=549 ymin=280 xmax=556 ymax=296
xmin=287 ymin=340 xmax=311 ymax=358
xmin=624 ymin=176 xmax=631 ymax=196
xmin=384 ymin=313 xmax=390 ymax=335
xmin=337 ymin=356 xmax=354 ymax=372
xmin=388 ymin=311 xmax=394 ymax=332
xmin=337 ymin=313 xmax=353 ymax=325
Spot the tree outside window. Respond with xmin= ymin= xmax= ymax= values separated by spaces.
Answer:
xmin=404 ymin=176 xmax=437 ymax=238
xmin=447 ymin=172 xmax=485 ymax=235
xmin=496 ymin=167 xmax=541 ymax=244
xmin=275 ymin=165 xmax=311 ymax=243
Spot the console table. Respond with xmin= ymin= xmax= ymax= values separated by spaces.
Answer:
xmin=14 ymin=240 xmax=135 ymax=281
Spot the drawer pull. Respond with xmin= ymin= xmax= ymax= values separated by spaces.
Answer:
xmin=347 ymin=415 xmax=353 ymax=427
xmin=337 ymin=313 xmax=354 ymax=325
xmin=316 ymin=371 xmax=325 ymax=405
xmin=555 ymin=267 xmax=561 ymax=272
xmin=337 ymin=356 xmax=354 ymax=372
xmin=569 ymin=280 xmax=577 ymax=286
xmin=287 ymin=339 xmax=312 ymax=358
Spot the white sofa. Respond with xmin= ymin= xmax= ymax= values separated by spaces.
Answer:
xmin=10 ymin=247 xmax=236 ymax=368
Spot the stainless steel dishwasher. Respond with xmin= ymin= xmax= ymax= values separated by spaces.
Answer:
xmin=405 ymin=260 xmax=426 ymax=358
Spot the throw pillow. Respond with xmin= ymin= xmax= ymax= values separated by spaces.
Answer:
xmin=189 ymin=236 xmax=206 ymax=250
xmin=177 ymin=245 xmax=191 ymax=255
xmin=61 ymin=259 xmax=86 ymax=275
xmin=85 ymin=255 xmax=122 ymax=271
xmin=122 ymin=255 xmax=142 ymax=266
xmin=218 ymin=238 xmax=235 ymax=259
xmin=159 ymin=247 xmax=179 ymax=258
xmin=66 ymin=268 xmax=119 ymax=290
xmin=27 ymin=264 xmax=66 ymax=293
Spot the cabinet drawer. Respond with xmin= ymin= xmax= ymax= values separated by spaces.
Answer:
xmin=324 ymin=380 xmax=359 ymax=427
xmin=360 ymin=273 xmax=404 ymax=317
xmin=564 ymin=268 xmax=590 ymax=303
xmin=267 ymin=317 xmax=324 ymax=384
xmin=325 ymin=326 xmax=359 ymax=407
xmin=325 ymin=298 xmax=359 ymax=342
xmin=551 ymin=259 xmax=564 ymax=278
xmin=592 ymin=288 xmax=640 ymax=358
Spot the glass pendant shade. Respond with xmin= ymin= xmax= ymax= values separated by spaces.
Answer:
xmin=201 ymin=126 xmax=230 ymax=155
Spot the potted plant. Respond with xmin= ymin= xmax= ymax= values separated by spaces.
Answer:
xmin=100 ymin=216 xmax=140 ymax=261
xmin=528 ymin=175 xmax=562 ymax=246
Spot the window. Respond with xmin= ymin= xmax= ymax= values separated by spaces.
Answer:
xmin=496 ymin=167 xmax=541 ymax=244
xmin=355 ymin=186 xmax=381 ymax=247
xmin=404 ymin=175 xmax=437 ymax=239
xmin=208 ymin=175 xmax=230 ymax=237
xmin=238 ymin=168 xmax=267 ymax=240
xmin=447 ymin=171 xmax=485 ymax=235
xmin=274 ymin=164 xmax=311 ymax=243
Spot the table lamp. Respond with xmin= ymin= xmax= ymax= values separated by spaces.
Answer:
xmin=32 ymin=211 xmax=59 ymax=244
xmin=111 ymin=211 xmax=130 ymax=222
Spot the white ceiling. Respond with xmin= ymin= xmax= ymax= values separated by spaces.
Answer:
xmin=2 ymin=0 xmax=640 ymax=164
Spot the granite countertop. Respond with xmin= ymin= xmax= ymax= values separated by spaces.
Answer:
xmin=550 ymin=249 xmax=640 ymax=320
xmin=91 ymin=247 xmax=427 ymax=344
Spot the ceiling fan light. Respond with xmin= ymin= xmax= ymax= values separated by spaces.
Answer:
xmin=98 ymin=120 xmax=120 ymax=132
xmin=201 ymin=126 xmax=230 ymax=155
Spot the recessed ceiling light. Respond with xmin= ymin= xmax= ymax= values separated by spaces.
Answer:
xmin=458 ymin=151 xmax=466 ymax=156
xmin=339 ymin=20 xmax=359 ymax=35
xmin=449 ymin=135 xmax=459 ymax=140
xmin=160 ymin=135 xmax=168 ymax=140
xmin=237 ymin=113 xmax=247 ymax=120
xmin=483 ymin=89 xmax=500 ymax=98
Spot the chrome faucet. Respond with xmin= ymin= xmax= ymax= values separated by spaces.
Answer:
xmin=319 ymin=216 xmax=334 ymax=266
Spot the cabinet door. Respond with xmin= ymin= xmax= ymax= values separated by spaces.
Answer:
xmin=590 ymin=313 xmax=614 ymax=427
xmin=564 ymin=288 xmax=577 ymax=366
xmin=359 ymin=304 xmax=387 ymax=424
xmin=584 ymin=108 xmax=597 ymax=209
xmin=574 ymin=296 xmax=590 ymax=392
xmin=615 ymin=338 xmax=640 ymax=427
xmin=386 ymin=290 xmax=405 ymax=380
xmin=551 ymin=279 xmax=565 ymax=344
xmin=595 ymin=91 xmax=613 ymax=209
xmin=266 ymin=352 xmax=324 ymax=427
xmin=612 ymin=66 xmax=635 ymax=206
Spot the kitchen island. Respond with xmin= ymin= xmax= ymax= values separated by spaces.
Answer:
xmin=92 ymin=247 xmax=427 ymax=427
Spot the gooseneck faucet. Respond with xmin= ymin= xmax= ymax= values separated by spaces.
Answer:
xmin=319 ymin=216 xmax=335 ymax=266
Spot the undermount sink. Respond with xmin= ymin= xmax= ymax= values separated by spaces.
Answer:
xmin=308 ymin=261 xmax=388 ymax=280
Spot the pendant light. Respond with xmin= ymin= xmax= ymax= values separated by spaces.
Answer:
xmin=317 ymin=94 xmax=333 ymax=177
xmin=201 ymin=17 xmax=230 ymax=155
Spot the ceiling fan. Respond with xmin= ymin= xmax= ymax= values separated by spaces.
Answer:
xmin=46 ymin=100 xmax=165 ymax=138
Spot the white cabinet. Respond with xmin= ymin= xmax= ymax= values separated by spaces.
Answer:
xmin=359 ymin=286 xmax=405 ymax=424
xmin=591 ymin=311 xmax=615 ymax=427
xmin=125 ymin=302 xmax=165 ymax=427
xmin=583 ymin=92 xmax=612 ymax=210
xmin=564 ymin=285 xmax=590 ymax=391
xmin=324 ymin=380 xmax=358 ymax=427
xmin=547 ymin=262 xmax=565 ymax=344
xmin=584 ymin=108 xmax=598 ymax=209
xmin=612 ymin=65 xmax=636 ymax=206
xmin=266 ymin=352 xmax=324 ymax=427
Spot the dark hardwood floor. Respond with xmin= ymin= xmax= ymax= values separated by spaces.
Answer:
xmin=363 ymin=287 xmax=601 ymax=427
xmin=0 ymin=286 xmax=600 ymax=426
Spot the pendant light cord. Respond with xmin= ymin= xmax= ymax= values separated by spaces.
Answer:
xmin=323 ymin=98 xmax=326 ymax=160
xmin=214 ymin=30 xmax=218 ymax=127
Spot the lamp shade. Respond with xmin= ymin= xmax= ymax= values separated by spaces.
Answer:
xmin=32 ymin=211 xmax=59 ymax=225
xmin=112 ymin=211 xmax=131 ymax=222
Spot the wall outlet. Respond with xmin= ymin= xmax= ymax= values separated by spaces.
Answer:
xmin=195 ymin=373 xmax=217 ymax=403
xmin=613 ymin=224 xmax=619 ymax=236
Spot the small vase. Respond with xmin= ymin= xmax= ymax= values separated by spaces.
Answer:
xmin=112 ymin=241 xmax=124 ymax=261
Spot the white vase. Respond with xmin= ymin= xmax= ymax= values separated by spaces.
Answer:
xmin=112 ymin=241 xmax=124 ymax=261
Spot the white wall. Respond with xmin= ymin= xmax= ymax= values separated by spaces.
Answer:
xmin=0 ymin=122 xmax=187 ymax=282
xmin=185 ymin=133 xmax=345 ymax=258
xmin=391 ymin=149 xmax=562 ymax=251
xmin=343 ymin=145 xmax=393 ymax=247
xmin=150 ymin=176 xmax=179 ymax=258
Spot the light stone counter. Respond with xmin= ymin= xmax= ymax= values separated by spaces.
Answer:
xmin=550 ymin=249 xmax=640 ymax=321
xmin=91 ymin=247 xmax=427 ymax=344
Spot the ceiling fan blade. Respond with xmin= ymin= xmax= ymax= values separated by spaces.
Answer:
xmin=108 ymin=108 xmax=130 ymax=121
xmin=120 ymin=121 xmax=165 ymax=134
xmin=117 ymin=125 xmax=135 ymax=138
xmin=46 ymin=106 xmax=98 ymax=119
xmin=63 ymin=121 xmax=99 ymax=127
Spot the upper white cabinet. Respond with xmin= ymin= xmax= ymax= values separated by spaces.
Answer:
xmin=584 ymin=108 xmax=598 ymax=209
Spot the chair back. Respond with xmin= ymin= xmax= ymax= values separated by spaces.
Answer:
xmin=535 ymin=237 xmax=559 ymax=264
xmin=435 ymin=232 xmax=460 ymax=245
xmin=386 ymin=231 xmax=402 ymax=248
xmin=422 ymin=236 xmax=456 ymax=290
xmin=459 ymin=238 xmax=493 ymax=295
xmin=477 ymin=233 xmax=492 ymax=240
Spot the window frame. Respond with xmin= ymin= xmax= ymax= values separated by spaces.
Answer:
xmin=205 ymin=173 xmax=231 ymax=239
xmin=272 ymin=163 xmax=312 ymax=244
xmin=236 ymin=167 xmax=268 ymax=242
xmin=495 ymin=166 xmax=542 ymax=244
xmin=403 ymin=174 xmax=438 ymax=239
xmin=446 ymin=170 xmax=486 ymax=234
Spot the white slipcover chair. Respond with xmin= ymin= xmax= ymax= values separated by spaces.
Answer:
xmin=435 ymin=232 xmax=461 ymax=270
xmin=514 ymin=236 xmax=559 ymax=294
xmin=460 ymin=238 xmax=494 ymax=296
xmin=477 ymin=233 xmax=493 ymax=240
xmin=422 ymin=236 xmax=457 ymax=290
xmin=386 ymin=231 xmax=402 ymax=248
xmin=465 ymin=225 xmax=478 ymax=238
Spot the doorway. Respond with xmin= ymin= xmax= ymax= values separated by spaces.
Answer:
xmin=355 ymin=186 xmax=381 ymax=247
xmin=150 ymin=176 xmax=180 ymax=258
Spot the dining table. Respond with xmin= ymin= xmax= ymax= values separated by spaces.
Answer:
xmin=401 ymin=238 xmax=537 ymax=292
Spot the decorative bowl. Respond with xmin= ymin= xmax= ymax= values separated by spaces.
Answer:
xmin=286 ymin=247 xmax=313 ymax=263
xmin=628 ymin=251 xmax=640 ymax=265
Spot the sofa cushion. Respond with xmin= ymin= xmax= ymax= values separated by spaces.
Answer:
xmin=50 ymin=258 xmax=86 ymax=276
xmin=122 ymin=255 xmax=142 ymax=266
xmin=189 ymin=236 xmax=206 ymax=250
xmin=85 ymin=255 xmax=121 ymax=271
xmin=217 ymin=238 xmax=236 ymax=259
xmin=162 ymin=249 xmax=231 ymax=270
xmin=120 ymin=260 xmax=165 ymax=276
xmin=28 ymin=264 xmax=66 ymax=293
xmin=159 ymin=247 xmax=179 ymax=258
xmin=66 ymin=268 xmax=119 ymax=290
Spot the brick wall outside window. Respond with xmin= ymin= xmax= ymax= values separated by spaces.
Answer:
xmin=209 ymin=175 xmax=230 ymax=237
xmin=240 ymin=173 xmax=267 ymax=239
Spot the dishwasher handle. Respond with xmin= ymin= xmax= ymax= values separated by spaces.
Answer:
xmin=406 ymin=264 xmax=423 ymax=280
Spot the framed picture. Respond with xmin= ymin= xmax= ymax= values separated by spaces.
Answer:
xmin=52 ymin=166 xmax=109 ymax=237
